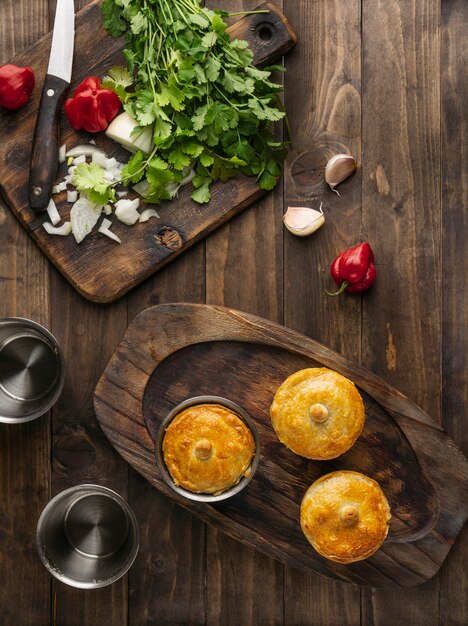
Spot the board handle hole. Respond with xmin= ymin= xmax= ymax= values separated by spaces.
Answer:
xmin=256 ymin=23 xmax=276 ymax=42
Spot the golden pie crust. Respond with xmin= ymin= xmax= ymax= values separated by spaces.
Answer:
xmin=162 ymin=403 xmax=255 ymax=495
xmin=300 ymin=471 xmax=391 ymax=564
xmin=270 ymin=368 xmax=365 ymax=459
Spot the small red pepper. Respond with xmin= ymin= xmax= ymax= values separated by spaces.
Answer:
xmin=326 ymin=242 xmax=376 ymax=296
xmin=0 ymin=64 xmax=35 ymax=110
xmin=65 ymin=76 xmax=121 ymax=133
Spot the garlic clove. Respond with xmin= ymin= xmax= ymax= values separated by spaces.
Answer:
xmin=325 ymin=154 xmax=357 ymax=193
xmin=283 ymin=204 xmax=325 ymax=237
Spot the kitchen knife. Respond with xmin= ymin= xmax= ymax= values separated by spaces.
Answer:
xmin=29 ymin=0 xmax=75 ymax=211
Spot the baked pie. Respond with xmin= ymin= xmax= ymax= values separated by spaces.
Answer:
xmin=162 ymin=403 xmax=256 ymax=495
xmin=300 ymin=470 xmax=391 ymax=563
xmin=270 ymin=367 xmax=365 ymax=459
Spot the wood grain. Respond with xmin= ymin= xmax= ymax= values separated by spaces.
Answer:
xmin=204 ymin=0 xmax=285 ymax=622
xmin=439 ymin=2 xmax=468 ymax=625
xmin=282 ymin=0 xmax=362 ymax=622
xmin=0 ymin=2 xmax=51 ymax=625
xmin=361 ymin=0 xmax=442 ymax=622
xmin=127 ymin=249 xmax=207 ymax=626
xmin=93 ymin=304 xmax=468 ymax=589
xmin=0 ymin=0 xmax=296 ymax=303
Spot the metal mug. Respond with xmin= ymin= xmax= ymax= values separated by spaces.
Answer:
xmin=36 ymin=485 xmax=139 ymax=589
xmin=0 ymin=318 xmax=64 ymax=423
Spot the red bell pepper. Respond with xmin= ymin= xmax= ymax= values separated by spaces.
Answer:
xmin=0 ymin=64 xmax=35 ymax=110
xmin=326 ymin=242 xmax=376 ymax=296
xmin=65 ymin=76 xmax=121 ymax=133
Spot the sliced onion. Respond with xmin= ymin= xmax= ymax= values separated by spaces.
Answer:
xmin=92 ymin=151 xmax=109 ymax=168
xmin=139 ymin=209 xmax=159 ymax=223
xmin=67 ymin=189 xmax=78 ymax=203
xmin=46 ymin=199 xmax=61 ymax=226
xmin=59 ymin=144 xmax=67 ymax=164
xmin=103 ymin=204 xmax=113 ymax=215
xmin=115 ymin=198 xmax=140 ymax=225
xmin=133 ymin=180 xmax=150 ymax=197
xmin=70 ymin=197 xmax=103 ymax=244
xmin=66 ymin=145 xmax=107 ymax=159
xmin=73 ymin=155 xmax=86 ymax=165
xmin=98 ymin=218 xmax=121 ymax=243
xmin=43 ymin=221 xmax=72 ymax=236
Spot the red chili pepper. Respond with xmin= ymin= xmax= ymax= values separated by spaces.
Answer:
xmin=65 ymin=76 xmax=121 ymax=133
xmin=0 ymin=64 xmax=35 ymax=110
xmin=326 ymin=242 xmax=376 ymax=296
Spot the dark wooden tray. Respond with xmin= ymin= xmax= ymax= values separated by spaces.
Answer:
xmin=0 ymin=2 xmax=296 ymax=303
xmin=93 ymin=304 xmax=468 ymax=587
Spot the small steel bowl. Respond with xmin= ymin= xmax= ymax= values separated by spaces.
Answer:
xmin=156 ymin=396 xmax=261 ymax=503
xmin=36 ymin=484 xmax=139 ymax=589
xmin=0 ymin=318 xmax=64 ymax=424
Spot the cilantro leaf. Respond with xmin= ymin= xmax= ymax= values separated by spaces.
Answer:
xmin=72 ymin=162 xmax=115 ymax=205
xmin=191 ymin=182 xmax=211 ymax=204
xmin=205 ymin=56 xmax=221 ymax=81
xmin=202 ymin=32 xmax=217 ymax=48
xmin=102 ymin=0 xmax=126 ymax=38
xmin=168 ymin=147 xmax=191 ymax=170
xmin=102 ymin=65 xmax=133 ymax=102
xmin=121 ymin=151 xmax=144 ymax=184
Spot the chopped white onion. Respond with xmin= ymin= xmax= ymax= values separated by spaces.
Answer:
xmin=180 ymin=167 xmax=196 ymax=186
xmin=103 ymin=204 xmax=113 ymax=215
xmin=43 ymin=221 xmax=72 ymax=236
xmin=59 ymin=144 xmax=67 ymax=164
xmin=103 ymin=171 xmax=115 ymax=182
xmin=98 ymin=219 xmax=121 ymax=243
xmin=73 ymin=155 xmax=86 ymax=165
xmin=66 ymin=145 xmax=107 ymax=160
xmin=115 ymin=198 xmax=140 ymax=225
xmin=139 ymin=209 xmax=159 ymax=223
xmin=89 ymin=139 xmax=96 ymax=145
xmin=68 ymin=166 xmax=76 ymax=176
xmin=67 ymin=189 xmax=78 ymax=203
xmin=70 ymin=197 xmax=103 ymax=243
xmin=92 ymin=151 xmax=109 ymax=168
xmin=117 ymin=190 xmax=128 ymax=198
xmin=105 ymin=157 xmax=118 ymax=169
xmin=46 ymin=199 xmax=61 ymax=226
xmin=52 ymin=185 xmax=61 ymax=195
xmin=133 ymin=180 xmax=150 ymax=197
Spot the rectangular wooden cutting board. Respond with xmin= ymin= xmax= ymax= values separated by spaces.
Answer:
xmin=0 ymin=2 xmax=296 ymax=303
xmin=94 ymin=304 xmax=468 ymax=588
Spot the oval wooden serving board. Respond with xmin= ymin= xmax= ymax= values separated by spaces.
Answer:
xmin=94 ymin=304 xmax=468 ymax=587
xmin=0 ymin=1 xmax=296 ymax=303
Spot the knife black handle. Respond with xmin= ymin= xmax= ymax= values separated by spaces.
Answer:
xmin=29 ymin=74 xmax=69 ymax=211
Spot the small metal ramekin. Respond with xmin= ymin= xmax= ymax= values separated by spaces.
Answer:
xmin=0 ymin=317 xmax=65 ymax=424
xmin=36 ymin=484 xmax=139 ymax=589
xmin=156 ymin=396 xmax=261 ymax=503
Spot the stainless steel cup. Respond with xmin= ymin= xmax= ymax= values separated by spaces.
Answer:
xmin=0 ymin=318 xmax=64 ymax=423
xmin=36 ymin=485 xmax=139 ymax=589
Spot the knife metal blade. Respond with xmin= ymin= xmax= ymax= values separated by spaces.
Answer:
xmin=29 ymin=0 xmax=75 ymax=211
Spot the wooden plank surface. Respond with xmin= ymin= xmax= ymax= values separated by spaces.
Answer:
xmin=0 ymin=0 xmax=466 ymax=624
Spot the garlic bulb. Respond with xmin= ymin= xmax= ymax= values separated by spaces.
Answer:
xmin=325 ymin=154 xmax=357 ymax=193
xmin=283 ymin=204 xmax=325 ymax=237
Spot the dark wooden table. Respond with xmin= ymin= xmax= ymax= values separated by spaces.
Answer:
xmin=0 ymin=0 xmax=466 ymax=624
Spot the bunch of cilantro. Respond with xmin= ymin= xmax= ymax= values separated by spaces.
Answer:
xmin=100 ymin=0 xmax=288 ymax=204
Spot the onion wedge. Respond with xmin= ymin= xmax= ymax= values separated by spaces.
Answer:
xmin=43 ymin=221 xmax=72 ymax=236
